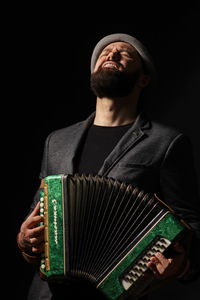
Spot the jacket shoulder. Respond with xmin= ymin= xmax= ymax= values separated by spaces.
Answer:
xmin=150 ymin=119 xmax=185 ymax=140
xmin=46 ymin=120 xmax=85 ymax=142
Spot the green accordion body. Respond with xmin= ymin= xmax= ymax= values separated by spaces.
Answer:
xmin=39 ymin=174 xmax=189 ymax=300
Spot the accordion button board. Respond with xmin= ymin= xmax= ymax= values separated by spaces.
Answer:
xmin=121 ymin=237 xmax=171 ymax=290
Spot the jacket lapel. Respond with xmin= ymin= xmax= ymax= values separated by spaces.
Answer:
xmin=98 ymin=113 xmax=151 ymax=176
xmin=65 ymin=112 xmax=151 ymax=175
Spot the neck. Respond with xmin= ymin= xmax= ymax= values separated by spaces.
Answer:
xmin=94 ymin=93 xmax=139 ymax=126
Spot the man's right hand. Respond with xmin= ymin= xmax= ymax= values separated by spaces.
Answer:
xmin=17 ymin=201 xmax=45 ymax=255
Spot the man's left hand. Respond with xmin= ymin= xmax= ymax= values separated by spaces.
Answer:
xmin=147 ymin=243 xmax=189 ymax=280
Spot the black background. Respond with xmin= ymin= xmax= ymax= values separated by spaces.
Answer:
xmin=8 ymin=8 xmax=200 ymax=300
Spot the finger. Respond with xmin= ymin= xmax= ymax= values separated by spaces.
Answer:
xmin=32 ymin=242 xmax=44 ymax=254
xmin=147 ymin=257 xmax=160 ymax=274
xmin=148 ymin=256 xmax=166 ymax=276
xmin=20 ymin=224 xmax=44 ymax=246
xmin=155 ymin=262 xmax=166 ymax=275
xmin=30 ymin=234 xmax=44 ymax=246
xmin=30 ymin=224 xmax=45 ymax=237
xmin=18 ymin=230 xmax=31 ymax=247
xmin=147 ymin=261 xmax=159 ymax=275
xmin=29 ymin=202 xmax=41 ymax=217
xmin=149 ymin=254 xmax=174 ymax=277
xmin=28 ymin=215 xmax=44 ymax=228
xmin=29 ymin=226 xmax=45 ymax=243
xmin=24 ymin=214 xmax=44 ymax=229
xmin=154 ymin=252 xmax=170 ymax=269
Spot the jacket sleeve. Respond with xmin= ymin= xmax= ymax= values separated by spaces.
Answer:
xmin=39 ymin=133 xmax=52 ymax=180
xmin=160 ymin=133 xmax=200 ymax=282
xmin=28 ymin=133 xmax=51 ymax=215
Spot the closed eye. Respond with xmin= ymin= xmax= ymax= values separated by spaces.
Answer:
xmin=99 ymin=50 xmax=110 ymax=57
xmin=120 ymin=50 xmax=132 ymax=58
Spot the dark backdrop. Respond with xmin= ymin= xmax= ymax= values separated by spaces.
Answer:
xmin=9 ymin=12 xmax=200 ymax=300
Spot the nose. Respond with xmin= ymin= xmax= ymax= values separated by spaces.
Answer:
xmin=107 ymin=49 xmax=121 ymax=61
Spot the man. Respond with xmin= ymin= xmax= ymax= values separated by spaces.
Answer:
xmin=17 ymin=33 xmax=200 ymax=299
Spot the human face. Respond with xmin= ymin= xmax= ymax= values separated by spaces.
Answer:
xmin=93 ymin=41 xmax=143 ymax=74
xmin=90 ymin=42 xmax=144 ymax=98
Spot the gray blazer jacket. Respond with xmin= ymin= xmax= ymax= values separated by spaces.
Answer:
xmin=28 ymin=112 xmax=200 ymax=299
xmin=37 ymin=112 xmax=200 ymax=235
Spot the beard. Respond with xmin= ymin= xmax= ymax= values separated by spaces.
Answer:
xmin=90 ymin=68 xmax=140 ymax=98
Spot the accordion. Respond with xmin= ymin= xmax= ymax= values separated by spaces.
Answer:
xmin=39 ymin=174 xmax=190 ymax=299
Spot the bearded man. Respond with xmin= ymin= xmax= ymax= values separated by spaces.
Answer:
xmin=17 ymin=33 xmax=200 ymax=300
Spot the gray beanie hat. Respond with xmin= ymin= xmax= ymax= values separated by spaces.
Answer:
xmin=91 ymin=33 xmax=157 ymax=88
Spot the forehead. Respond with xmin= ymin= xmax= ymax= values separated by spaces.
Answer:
xmin=101 ymin=41 xmax=137 ymax=54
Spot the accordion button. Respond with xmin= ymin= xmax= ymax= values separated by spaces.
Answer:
xmin=125 ymin=275 xmax=133 ymax=283
xmin=147 ymin=251 xmax=154 ymax=256
xmin=129 ymin=272 xmax=137 ymax=281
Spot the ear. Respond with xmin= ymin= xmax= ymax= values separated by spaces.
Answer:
xmin=137 ymin=74 xmax=151 ymax=88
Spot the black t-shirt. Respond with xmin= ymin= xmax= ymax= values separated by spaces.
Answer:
xmin=76 ymin=123 xmax=133 ymax=175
